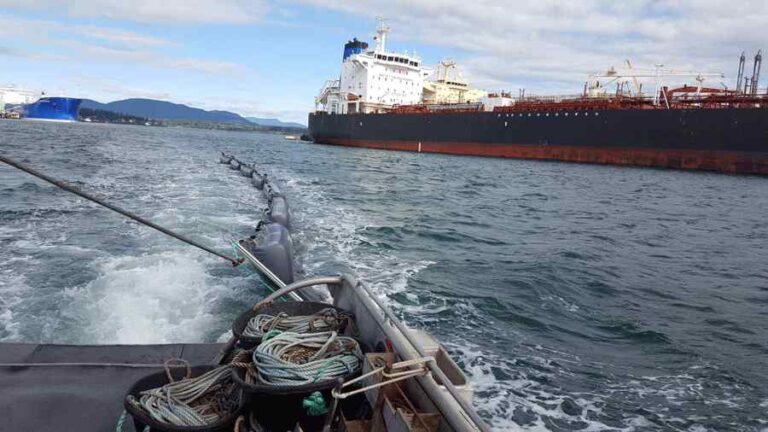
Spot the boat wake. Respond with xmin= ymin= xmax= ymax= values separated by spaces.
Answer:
xmin=64 ymin=251 xmax=225 ymax=344
xmin=265 ymin=167 xmax=436 ymax=302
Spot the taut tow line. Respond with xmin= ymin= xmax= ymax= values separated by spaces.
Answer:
xmin=0 ymin=154 xmax=243 ymax=267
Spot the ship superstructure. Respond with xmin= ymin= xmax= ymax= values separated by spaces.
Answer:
xmin=0 ymin=85 xmax=38 ymax=114
xmin=315 ymin=21 xmax=489 ymax=114
xmin=316 ymin=19 xmax=433 ymax=114
xmin=423 ymin=60 xmax=486 ymax=105
xmin=310 ymin=22 xmax=768 ymax=175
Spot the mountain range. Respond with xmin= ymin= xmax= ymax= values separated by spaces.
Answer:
xmin=245 ymin=117 xmax=305 ymax=129
xmin=80 ymin=98 xmax=304 ymax=128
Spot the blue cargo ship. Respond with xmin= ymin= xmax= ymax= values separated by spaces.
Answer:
xmin=24 ymin=97 xmax=82 ymax=122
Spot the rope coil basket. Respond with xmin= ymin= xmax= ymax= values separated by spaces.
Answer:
xmin=242 ymin=307 xmax=348 ymax=339
xmin=253 ymin=331 xmax=362 ymax=386
xmin=124 ymin=363 xmax=243 ymax=432
xmin=231 ymin=331 xmax=363 ymax=432
xmin=232 ymin=301 xmax=353 ymax=348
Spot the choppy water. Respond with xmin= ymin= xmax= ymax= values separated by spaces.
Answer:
xmin=1 ymin=120 xmax=767 ymax=431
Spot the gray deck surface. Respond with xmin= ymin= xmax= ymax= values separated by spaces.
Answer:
xmin=0 ymin=343 xmax=223 ymax=432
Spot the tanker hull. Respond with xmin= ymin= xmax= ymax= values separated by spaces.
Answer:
xmin=24 ymin=97 xmax=82 ymax=122
xmin=308 ymin=108 xmax=768 ymax=174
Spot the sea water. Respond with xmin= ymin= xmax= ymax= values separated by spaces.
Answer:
xmin=1 ymin=120 xmax=767 ymax=431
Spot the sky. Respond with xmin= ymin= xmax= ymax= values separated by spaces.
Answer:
xmin=0 ymin=1 xmax=765 ymax=124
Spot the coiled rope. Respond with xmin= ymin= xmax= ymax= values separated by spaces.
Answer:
xmin=242 ymin=308 xmax=347 ymax=338
xmin=253 ymin=331 xmax=361 ymax=386
xmin=126 ymin=361 xmax=241 ymax=427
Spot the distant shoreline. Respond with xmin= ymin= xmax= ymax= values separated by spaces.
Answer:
xmin=78 ymin=107 xmax=306 ymax=134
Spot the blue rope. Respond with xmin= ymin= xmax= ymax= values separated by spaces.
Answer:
xmin=115 ymin=408 xmax=151 ymax=432
xmin=115 ymin=410 xmax=126 ymax=432
xmin=231 ymin=242 xmax=242 ymax=261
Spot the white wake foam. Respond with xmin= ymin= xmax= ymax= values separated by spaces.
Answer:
xmin=266 ymin=167 xmax=434 ymax=303
xmin=66 ymin=251 xmax=225 ymax=344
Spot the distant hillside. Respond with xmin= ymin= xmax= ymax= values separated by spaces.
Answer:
xmin=79 ymin=107 xmax=158 ymax=125
xmin=80 ymin=98 xmax=251 ymax=124
xmin=246 ymin=117 xmax=306 ymax=129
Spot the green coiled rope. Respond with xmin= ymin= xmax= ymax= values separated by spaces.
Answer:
xmin=303 ymin=391 xmax=328 ymax=416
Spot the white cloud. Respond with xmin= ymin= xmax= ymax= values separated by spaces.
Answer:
xmin=0 ymin=0 xmax=268 ymax=24
xmin=297 ymin=0 xmax=768 ymax=92
xmin=0 ymin=14 xmax=172 ymax=48
xmin=76 ymin=44 xmax=246 ymax=75
xmin=65 ymin=75 xmax=173 ymax=101
xmin=72 ymin=26 xmax=172 ymax=47
xmin=0 ymin=45 xmax=68 ymax=61
xmin=0 ymin=14 xmax=247 ymax=76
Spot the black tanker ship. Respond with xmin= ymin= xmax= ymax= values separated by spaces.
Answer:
xmin=309 ymin=23 xmax=767 ymax=175
xmin=309 ymin=102 xmax=768 ymax=174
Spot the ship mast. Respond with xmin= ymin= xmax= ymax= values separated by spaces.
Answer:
xmin=736 ymin=51 xmax=746 ymax=94
xmin=751 ymin=50 xmax=762 ymax=96
xmin=374 ymin=17 xmax=389 ymax=52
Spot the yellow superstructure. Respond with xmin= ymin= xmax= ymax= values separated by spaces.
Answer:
xmin=422 ymin=61 xmax=486 ymax=104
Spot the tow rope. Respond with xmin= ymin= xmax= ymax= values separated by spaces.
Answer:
xmin=0 ymin=154 xmax=243 ymax=266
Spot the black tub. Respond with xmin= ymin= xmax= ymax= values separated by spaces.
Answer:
xmin=232 ymin=301 xmax=352 ymax=348
xmin=232 ymin=353 xmax=361 ymax=431
xmin=124 ymin=365 xmax=243 ymax=432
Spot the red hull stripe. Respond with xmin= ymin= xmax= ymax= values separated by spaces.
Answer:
xmin=317 ymin=138 xmax=768 ymax=175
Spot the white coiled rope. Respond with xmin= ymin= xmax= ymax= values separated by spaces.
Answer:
xmin=126 ymin=364 xmax=239 ymax=427
xmin=253 ymin=331 xmax=361 ymax=386
xmin=242 ymin=308 xmax=346 ymax=338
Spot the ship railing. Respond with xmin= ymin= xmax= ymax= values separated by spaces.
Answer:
xmin=389 ymin=102 xmax=484 ymax=114
xmin=315 ymin=79 xmax=341 ymax=102
xmin=491 ymin=92 xmax=766 ymax=112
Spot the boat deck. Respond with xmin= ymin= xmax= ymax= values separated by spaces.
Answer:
xmin=1 ymin=343 xmax=223 ymax=432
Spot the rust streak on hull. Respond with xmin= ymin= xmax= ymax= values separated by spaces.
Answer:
xmin=317 ymin=138 xmax=768 ymax=175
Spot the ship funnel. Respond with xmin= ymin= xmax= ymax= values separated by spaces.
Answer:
xmin=343 ymin=38 xmax=368 ymax=61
